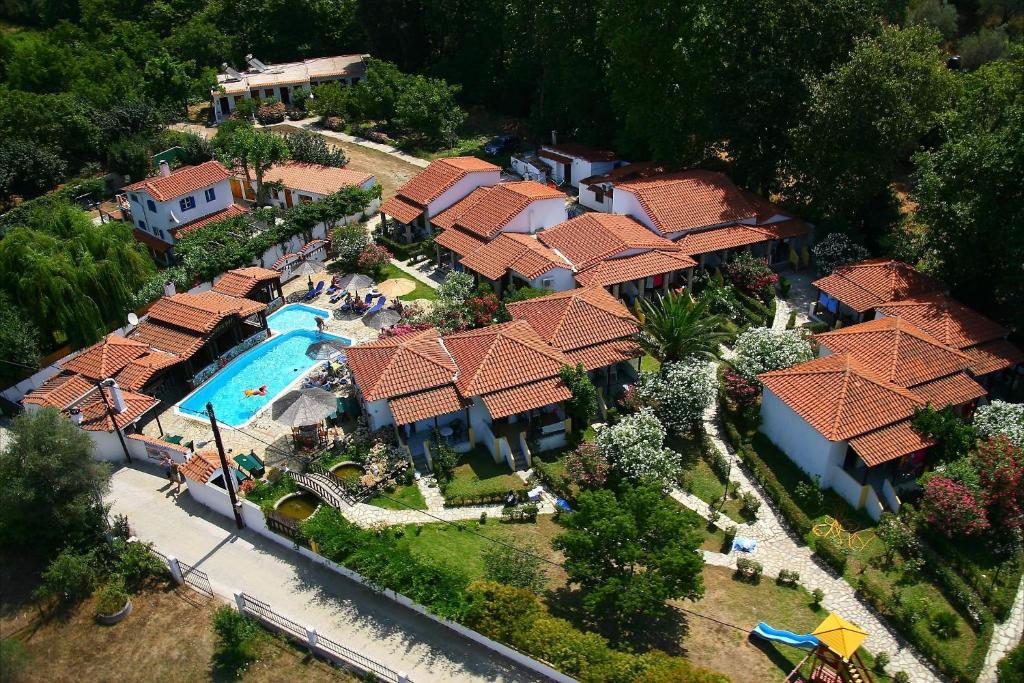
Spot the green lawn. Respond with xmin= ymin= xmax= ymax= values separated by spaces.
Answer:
xmin=377 ymin=262 xmax=437 ymax=301
xmin=442 ymin=449 xmax=527 ymax=501
xmin=639 ymin=353 xmax=661 ymax=372
xmin=365 ymin=482 xmax=427 ymax=510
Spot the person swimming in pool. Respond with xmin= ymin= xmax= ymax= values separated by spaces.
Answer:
xmin=243 ymin=385 xmax=268 ymax=397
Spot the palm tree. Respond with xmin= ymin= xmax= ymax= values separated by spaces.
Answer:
xmin=638 ymin=291 xmax=729 ymax=363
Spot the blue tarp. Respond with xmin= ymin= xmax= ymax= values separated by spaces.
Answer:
xmin=731 ymin=536 xmax=758 ymax=553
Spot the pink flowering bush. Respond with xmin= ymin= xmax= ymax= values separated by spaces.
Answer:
xmin=723 ymin=369 xmax=760 ymax=411
xmin=974 ymin=435 xmax=1023 ymax=532
xmin=378 ymin=321 xmax=432 ymax=339
xmin=564 ymin=442 xmax=610 ymax=489
xmin=356 ymin=243 xmax=393 ymax=274
xmin=618 ymin=385 xmax=645 ymax=414
xmin=921 ymin=475 xmax=991 ymax=537
xmin=723 ymin=252 xmax=779 ymax=296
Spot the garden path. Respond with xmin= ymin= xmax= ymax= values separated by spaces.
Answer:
xmin=979 ymin=575 xmax=1024 ymax=682
xmin=293 ymin=120 xmax=431 ymax=169
xmin=388 ymin=257 xmax=443 ymax=288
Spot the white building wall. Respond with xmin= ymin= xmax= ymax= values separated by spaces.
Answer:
xmin=759 ymin=389 xmax=847 ymax=487
xmin=426 ymin=171 xmax=501 ymax=218
xmin=515 ymin=267 xmax=575 ymax=292
xmin=128 ymin=178 xmax=234 ymax=244
xmin=500 ymin=198 xmax=567 ymax=234
xmin=611 ymin=191 xmax=659 ymax=234
xmin=578 ymin=184 xmax=612 ymax=213
xmin=363 ymin=398 xmax=393 ymax=432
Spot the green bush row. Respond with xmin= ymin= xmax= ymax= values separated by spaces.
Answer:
xmin=920 ymin=526 xmax=1021 ymax=621
xmin=442 ymin=490 xmax=527 ymax=507
xmin=814 ymin=535 xmax=848 ymax=575
xmin=375 ymin=234 xmax=423 ymax=261
xmin=532 ymin=459 xmax=576 ymax=504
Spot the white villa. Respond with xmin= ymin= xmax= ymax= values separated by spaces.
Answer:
xmin=536 ymin=143 xmax=625 ymax=188
xmin=233 ymin=161 xmax=380 ymax=212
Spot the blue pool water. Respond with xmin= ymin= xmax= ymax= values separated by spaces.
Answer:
xmin=177 ymin=329 xmax=351 ymax=427
xmin=267 ymin=304 xmax=331 ymax=334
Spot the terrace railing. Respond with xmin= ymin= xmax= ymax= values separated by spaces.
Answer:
xmin=289 ymin=468 xmax=353 ymax=508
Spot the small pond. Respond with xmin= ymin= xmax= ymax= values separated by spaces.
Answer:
xmin=274 ymin=492 xmax=319 ymax=521
xmin=330 ymin=462 xmax=365 ymax=485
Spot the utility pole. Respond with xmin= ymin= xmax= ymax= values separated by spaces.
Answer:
xmin=207 ymin=402 xmax=244 ymax=530
xmin=98 ymin=379 xmax=132 ymax=463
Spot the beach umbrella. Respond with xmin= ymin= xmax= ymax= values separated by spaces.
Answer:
xmin=377 ymin=278 xmax=415 ymax=298
xmin=271 ymin=387 xmax=338 ymax=427
xmin=335 ymin=273 xmax=373 ymax=292
xmin=305 ymin=338 xmax=349 ymax=360
xmin=291 ymin=259 xmax=325 ymax=278
xmin=363 ymin=308 xmax=402 ymax=329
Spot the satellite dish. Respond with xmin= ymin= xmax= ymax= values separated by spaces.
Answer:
xmin=127 ymin=312 xmax=139 ymax=326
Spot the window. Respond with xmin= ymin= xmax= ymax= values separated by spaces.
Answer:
xmin=147 ymin=199 xmax=156 ymax=213
xmin=129 ymin=193 xmax=138 ymax=202
xmin=593 ymin=187 xmax=605 ymax=203
xmin=264 ymin=88 xmax=274 ymax=99
xmin=541 ymin=278 xmax=553 ymax=289
xmin=179 ymin=196 xmax=196 ymax=212
xmin=158 ymin=230 xmax=165 ymax=239
xmin=299 ymin=194 xmax=313 ymax=204
xmin=204 ymin=187 xmax=216 ymax=202
xmin=137 ymin=220 xmax=145 ymax=229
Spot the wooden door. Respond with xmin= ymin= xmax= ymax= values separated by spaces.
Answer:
xmin=285 ymin=191 xmax=294 ymax=208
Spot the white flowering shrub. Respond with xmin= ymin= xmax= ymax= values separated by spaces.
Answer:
xmin=973 ymin=400 xmax=1024 ymax=448
xmin=733 ymin=327 xmax=814 ymax=384
xmin=634 ymin=359 xmax=716 ymax=435
xmin=812 ymin=232 xmax=870 ymax=275
xmin=597 ymin=408 xmax=680 ymax=483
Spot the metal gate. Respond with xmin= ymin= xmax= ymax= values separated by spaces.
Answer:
xmin=177 ymin=558 xmax=213 ymax=597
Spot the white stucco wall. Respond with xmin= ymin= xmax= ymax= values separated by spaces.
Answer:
xmin=578 ymin=185 xmax=613 ymax=212
xmin=426 ymin=170 xmax=501 ymax=218
xmin=500 ymin=197 xmax=567 ymax=234
xmin=611 ymin=191 xmax=659 ymax=234
xmin=515 ymin=266 xmax=575 ymax=292
xmin=128 ymin=178 xmax=234 ymax=244
xmin=759 ymin=389 xmax=847 ymax=487
xmin=363 ymin=397 xmax=393 ymax=432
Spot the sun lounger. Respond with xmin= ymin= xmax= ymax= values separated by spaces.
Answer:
xmin=364 ymin=296 xmax=387 ymax=316
xmin=364 ymin=292 xmax=374 ymax=305
xmin=302 ymin=281 xmax=325 ymax=301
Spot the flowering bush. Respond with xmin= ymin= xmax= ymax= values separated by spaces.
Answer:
xmin=331 ymin=223 xmax=369 ymax=271
xmin=732 ymin=327 xmax=814 ymax=384
xmin=356 ymin=243 xmax=393 ymax=273
xmin=974 ymin=435 xmax=1023 ymax=532
xmin=597 ymin=408 xmax=680 ymax=483
xmin=921 ymin=475 xmax=991 ymax=537
xmin=618 ymin=384 xmax=644 ymax=414
xmin=465 ymin=292 xmax=501 ymax=328
xmin=723 ymin=369 xmax=760 ymax=411
xmin=255 ymin=102 xmax=286 ymax=125
xmin=723 ymin=252 xmax=778 ymax=296
xmin=563 ymin=442 xmax=609 ymax=489
xmin=238 ymin=479 xmax=257 ymax=494
xmin=811 ymin=232 xmax=869 ymax=275
xmin=973 ymin=400 xmax=1024 ymax=448
xmin=378 ymin=321 xmax=432 ymax=339
xmin=634 ymin=360 xmax=716 ymax=435
xmin=429 ymin=271 xmax=476 ymax=333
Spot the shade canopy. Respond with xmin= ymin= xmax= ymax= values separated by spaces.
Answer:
xmin=305 ymin=339 xmax=349 ymax=360
xmin=812 ymin=613 xmax=869 ymax=660
xmin=377 ymin=278 xmax=415 ymax=298
xmin=336 ymin=273 xmax=374 ymax=292
xmin=271 ymin=387 xmax=338 ymax=427
xmin=291 ymin=259 xmax=325 ymax=277
xmin=363 ymin=308 xmax=402 ymax=330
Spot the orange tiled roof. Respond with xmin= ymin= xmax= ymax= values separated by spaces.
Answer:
xmin=346 ymin=329 xmax=457 ymax=401
xmin=445 ymin=321 xmax=572 ymax=397
xmin=212 ymin=266 xmax=281 ymax=298
xmin=77 ymin=385 xmax=160 ymax=432
xmin=394 ymin=156 xmax=499 ymax=207
xmin=380 ymin=195 xmax=424 ymax=224
xmin=431 ymin=186 xmax=493 ymax=230
xmin=581 ymin=162 xmax=665 ymax=187
xmin=124 ymin=161 xmax=231 ymax=202
xmin=813 ymin=259 xmax=941 ymax=313
xmin=172 ymin=204 xmax=249 ymax=238
xmin=180 ymin=450 xmax=235 ymax=483
xmin=451 ymin=182 xmax=565 ymax=239
xmin=875 ymin=295 xmax=1007 ymax=350
xmin=127 ymin=432 xmax=190 ymax=454
xmin=538 ymin=213 xmax=677 ymax=270
xmin=912 ymin=372 xmax=987 ymax=407
xmin=575 ymin=249 xmax=697 ymax=287
xmin=114 ymin=351 xmax=182 ymax=391
xmin=434 ymin=227 xmax=487 ymax=258
xmin=61 ymin=336 xmax=149 ymax=380
xmin=540 ymin=143 xmax=618 ymax=162
xmin=260 ymin=161 xmax=373 ymax=196
xmin=848 ymin=420 xmax=935 ymax=467
xmin=133 ymin=228 xmax=172 ymax=253
xmin=389 ymin=385 xmax=470 ymax=425
xmin=461 ymin=233 xmax=567 ymax=280
xmin=616 ymin=170 xmax=756 ymax=235
xmin=481 ymin=377 xmax=572 ymax=419
xmin=815 ymin=317 xmax=971 ymax=388
xmin=964 ymin=339 xmax=1024 ymax=376
xmin=566 ymin=339 xmax=643 ymax=371
xmin=23 ymin=374 xmax=95 ymax=409
xmin=128 ymin=321 xmax=207 ymax=359
xmin=813 ymin=274 xmax=884 ymax=313
xmin=506 ymin=287 xmax=638 ymax=352
xmin=146 ymin=292 xmax=265 ymax=334
xmin=757 ymin=218 xmax=810 ymax=240
xmin=759 ymin=353 xmax=925 ymax=441
xmin=675 ymin=224 xmax=774 ymax=256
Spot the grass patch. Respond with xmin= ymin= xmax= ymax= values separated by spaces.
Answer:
xmin=441 ymin=448 xmax=527 ymax=501
xmin=639 ymin=353 xmax=661 ymax=372
xmin=243 ymin=476 xmax=297 ymax=512
xmin=365 ymin=482 xmax=427 ymax=510
xmin=376 ymin=262 xmax=437 ymax=301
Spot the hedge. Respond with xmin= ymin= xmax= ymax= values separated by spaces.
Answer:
xmin=815 ymin=535 xmax=848 ymax=575
xmin=375 ymin=234 xmax=423 ymax=261
xmin=442 ymin=490 xmax=527 ymax=508
xmin=732 ymin=437 xmax=814 ymax=539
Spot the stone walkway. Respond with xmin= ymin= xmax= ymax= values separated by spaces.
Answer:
xmin=979 ymin=575 xmax=1024 ymax=682
xmin=388 ymin=257 xmax=442 ymax=289
xmin=294 ymin=119 xmax=431 ymax=169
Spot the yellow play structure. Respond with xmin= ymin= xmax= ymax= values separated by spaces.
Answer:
xmin=785 ymin=613 xmax=874 ymax=683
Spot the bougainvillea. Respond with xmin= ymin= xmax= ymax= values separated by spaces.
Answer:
xmin=563 ymin=442 xmax=610 ymax=489
xmin=974 ymin=435 xmax=1023 ymax=532
xmin=465 ymin=292 xmax=501 ymax=328
xmin=723 ymin=252 xmax=779 ymax=296
xmin=634 ymin=360 xmax=716 ymax=435
xmin=618 ymin=385 xmax=644 ymax=414
xmin=377 ymin=321 xmax=432 ymax=339
xmin=973 ymin=400 xmax=1024 ymax=448
xmin=597 ymin=408 xmax=680 ymax=483
xmin=921 ymin=475 xmax=991 ymax=537
xmin=732 ymin=327 xmax=814 ymax=384
xmin=723 ymin=369 xmax=760 ymax=411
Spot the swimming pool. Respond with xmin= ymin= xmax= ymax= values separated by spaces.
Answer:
xmin=267 ymin=303 xmax=331 ymax=334
xmin=177 ymin=329 xmax=351 ymax=427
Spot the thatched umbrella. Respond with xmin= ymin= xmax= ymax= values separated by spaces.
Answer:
xmin=377 ymin=278 xmax=415 ymax=298
xmin=363 ymin=308 xmax=402 ymax=330
xmin=305 ymin=338 xmax=349 ymax=360
xmin=271 ymin=387 xmax=338 ymax=427
xmin=335 ymin=273 xmax=373 ymax=292
xmin=292 ymin=259 xmax=325 ymax=285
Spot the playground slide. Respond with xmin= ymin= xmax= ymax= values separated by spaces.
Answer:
xmin=752 ymin=622 xmax=820 ymax=650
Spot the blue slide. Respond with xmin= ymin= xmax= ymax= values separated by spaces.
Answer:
xmin=752 ymin=622 xmax=820 ymax=650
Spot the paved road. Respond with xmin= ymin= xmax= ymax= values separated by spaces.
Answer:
xmin=107 ymin=465 xmax=547 ymax=683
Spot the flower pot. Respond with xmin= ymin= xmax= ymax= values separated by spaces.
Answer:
xmin=95 ymin=598 xmax=132 ymax=625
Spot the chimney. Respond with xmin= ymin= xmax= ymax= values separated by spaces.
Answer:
xmin=550 ymin=130 xmax=558 ymax=145
xmin=163 ymin=280 xmax=176 ymax=297
xmin=159 ymin=160 xmax=171 ymax=177
xmin=108 ymin=382 xmax=127 ymax=414
xmin=69 ymin=407 xmax=82 ymax=426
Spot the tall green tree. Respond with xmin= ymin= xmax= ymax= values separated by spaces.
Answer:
xmin=0 ymin=292 xmax=40 ymax=386
xmin=639 ymin=292 xmax=729 ymax=363
xmin=218 ymin=126 xmax=290 ymax=205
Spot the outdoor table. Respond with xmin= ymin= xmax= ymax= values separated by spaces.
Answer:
xmin=439 ymin=426 xmax=454 ymax=439
xmin=234 ymin=453 xmax=265 ymax=479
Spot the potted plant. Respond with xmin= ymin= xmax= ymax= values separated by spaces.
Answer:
xmin=94 ymin=579 xmax=132 ymax=625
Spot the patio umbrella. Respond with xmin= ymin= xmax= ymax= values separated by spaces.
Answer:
xmin=291 ymin=259 xmax=325 ymax=278
xmin=305 ymin=338 xmax=349 ymax=360
xmin=335 ymin=273 xmax=373 ymax=292
xmin=377 ymin=278 xmax=415 ymax=298
xmin=271 ymin=387 xmax=338 ymax=427
xmin=363 ymin=308 xmax=402 ymax=329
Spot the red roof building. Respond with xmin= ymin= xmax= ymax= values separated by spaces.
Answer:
xmin=381 ymin=157 xmax=501 ymax=229
xmin=813 ymin=259 xmax=941 ymax=314
xmin=124 ymin=161 xmax=232 ymax=202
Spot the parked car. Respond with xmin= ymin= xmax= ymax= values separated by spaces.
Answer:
xmin=484 ymin=135 xmax=519 ymax=155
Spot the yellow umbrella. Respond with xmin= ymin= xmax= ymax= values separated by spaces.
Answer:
xmin=812 ymin=613 xmax=869 ymax=660
xmin=377 ymin=278 xmax=415 ymax=298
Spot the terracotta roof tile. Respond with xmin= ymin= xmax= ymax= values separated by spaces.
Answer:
xmin=461 ymin=233 xmax=567 ymax=280
xmin=911 ymin=372 xmax=987 ymax=408
xmin=434 ymin=227 xmax=487 ymax=258
xmin=481 ymin=377 xmax=572 ymax=419
xmin=964 ymin=339 xmax=1024 ymax=376
xmin=875 ymin=295 xmax=1007 ymax=349
xmin=566 ymin=339 xmax=643 ymax=371
xmin=445 ymin=321 xmax=572 ymax=397
xmin=133 ymin=228 xmax=172 ymax=253
xmin=812 ymin=259 xmax=941 ymax=313
xmin=757 ymin=218 xmax=811 ymax=240
xmin=815 ymin=317 xmax=971 ymax=387
xmin=146 ymin=292 xmax=266 ymax=334
xmin=114 ymin=351 xmax=182 ymax=391
xmin=380 ymin=195 xmax=423 ymax=224
xmin=346 ymin=329 xmax=457 ymax=401
xmin=738 ymin=189 xmax=791 ymax=222
xmin=616 ymin=170 xmax=756 ymax=235
xmin=260 ymin=161 xmax=373 ymax=196
xmin=675 ymin=224 xmax=773 ymax=256
xmin=814 ymin=274 xmax=883 ymax=313
xmin=431 ymin=187 xmax=493 ymax=230
xmin=61 ymin=336 xmax=149 ymax=380
xmin=389 ymin=385 xmax=470 ymax=425
xmin=581 ymin=162 xmax=665 ymax=187
xmin=127 ymin=432 xmax=190 ymax=454
xmin=506 ymin=287 xmax=638 ymax=352
xmin=848 ymin=420 xmax=935 ymax=467
xmin=575 ymin=250 xmax=697 ymax=287
xmin=124 ymin=161 xmax=231 ymax=202
xmin=540 ymin=143 xmax=618 ymax=162
xmin=171 ymin=204 xmax=249 ymax=238
xmin=128 ymin=321 xmax=207 ymax=359
xmin=179 ymin=450 xmax=235 ymax=483
xmin=23 ymin=374 xmax=95 ymax=409
xmin=77 ymin=385 xmax=160 ymax=432
xmin=760 ymin=353 xmax=925 ymax=441
xmin=538 ymin=213 xmax=677 ymax=270
xmin=451 ymin=182 xmax=565 ymax=239
xmin=212 ymin=267 xmax=282 ymax=298
xmin=394 ymin=156 xmax=499 ymax=206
